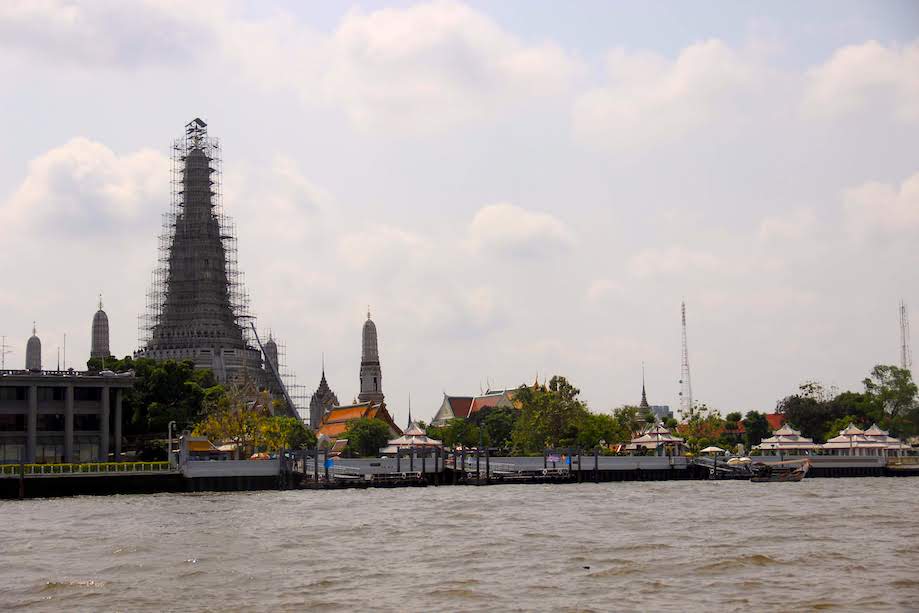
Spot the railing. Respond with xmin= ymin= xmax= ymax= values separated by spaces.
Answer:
xmin=888 ymin=456 xmax=919 ymax=467
xmin=0 ymin=462 xmax=173 ymax=477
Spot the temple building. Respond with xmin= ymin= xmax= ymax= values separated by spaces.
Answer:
xmin=135 ymin=119 xmax=289 ymax=411
xmin=309 ymin=364 xmax=339 ymax=430
xmin=823 ymin=423 xmax=911 ymax=457
xmin=637 ymin=365 xmax=672 ymax=420
xmin=315 ymin=401 xmax=401 ymax=443
xmin=431 ymin=388 xmax=520 ymax=426
xmin=380 ymin=421 xmax=443 ymax=455
xmin=25 ymin=324 xmax=41 ymax=372
xmin=754 ymin=424 xmax=821 ymax=455
xmin=626 ymin=423 xmax=685 ymax=456
xmin=90 ymin=296 xmax=110 ymax=359
xmin=358 ymin=310 xmax=384 ymax=404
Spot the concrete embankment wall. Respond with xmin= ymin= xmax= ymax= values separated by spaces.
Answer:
xmin=1 ymin=474 xmax=186 ymax=499
xmin=182 ymin=460 xmax=281 ymax=493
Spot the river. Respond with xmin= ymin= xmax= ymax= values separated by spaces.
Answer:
xmin=2 ymin=478 xmax=918 ymax=611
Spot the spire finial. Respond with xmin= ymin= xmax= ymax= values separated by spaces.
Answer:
xmin=98 ymin=293 xmax=103 ymax=311
xmin=407 ymin=393 xmax=412 ymax=428
xmin=32 ymin=321 xmax=36 ymax=336
xmin=321 ymin=351 xmax=325 ymax=374
xmin=367 ymin=305 xmax=371 ymax=320
xmin=640 ymin=362 xmax=649 ymax=409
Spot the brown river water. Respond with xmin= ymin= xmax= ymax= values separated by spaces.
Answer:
xmin=2 ymin=478 xmax=919 ymax=612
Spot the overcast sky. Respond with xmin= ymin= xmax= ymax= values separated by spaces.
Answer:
xmin=1 ymin=0 xmax=918 ymax=424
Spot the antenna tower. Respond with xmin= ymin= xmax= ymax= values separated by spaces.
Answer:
xmin=1 ymin=336 xmax=12 ymax=370
xmin=900 ymin=300 xmax=913 ymax=370
xmin=679 ymin=301 xmax=693 ymax=417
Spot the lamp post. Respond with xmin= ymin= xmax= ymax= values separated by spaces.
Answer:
xmin=167 ymin=420 xmax=176 ymax=470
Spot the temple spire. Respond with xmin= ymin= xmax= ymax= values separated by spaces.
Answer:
xmin=407 ymin=394 xmax=412 ymax=428
xmin=639 ymin=362 xmax=650 ymax=409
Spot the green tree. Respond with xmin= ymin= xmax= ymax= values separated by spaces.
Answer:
xmin=575 ymin=412 xmax=628 ymax=449
xmin=427 ymin=418 xmax=481 ymax=448
xmin=611 ymin=406 xmax=644 ymax=438
xmin=742 ymin=411 xmax=771 ymax=449
xmin=510 ymin=376 xmax=589 ymax=453
xmin=194 ymin=387 xmax=269 ymax=458
xmin=342 ymin=417 xmax=392 ymax=457
xmin=472 ymin=406 xmax=518 ymax=451
xmin=261 ymin=416 xmax=316 ymax=451
xmin=678 ymin=403 xmax=724 ymax=453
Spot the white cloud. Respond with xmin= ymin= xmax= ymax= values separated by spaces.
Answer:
xmin=0 ymin=0 xmax=580 ymax=132
xmin=319 ymin=1 xmax=581 ymax=130
xmin=0 ymin=0 xmax=213 ymax=67
xmin=467 ymin=203 xmax=575 ymax=257
xmin=843 ymin=171 xmax=919 ymax=239
xmin=628 ymin=246 xmax=725 ymax=278
xmin=337 ymin=224 xmax=431 ymax=271
xmin=0 ymin=138 xmax=169 ymax=236
xmin=573 ymin=40 xmax=765 ymax=150
xmin=803 ymin=40 xmax=919 ymax=122
xmin=758 ymin=209 xmax=818 ymax=242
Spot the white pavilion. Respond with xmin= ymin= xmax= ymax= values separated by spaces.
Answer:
xmin=823 ymin=423 xmax=911 ymax=457
xmin=626 ymin=423 xmax=685 ymax=456
xmin=379 ymin=422 xmax=443 ymax=455
xmin=754 ymin=424 xmax=821 ymax=456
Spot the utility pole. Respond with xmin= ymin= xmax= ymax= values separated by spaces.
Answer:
xmin=679 ymin=301 xmax=693 ymax=418
xmin=900 ymin=300 xmax=912 ymax=370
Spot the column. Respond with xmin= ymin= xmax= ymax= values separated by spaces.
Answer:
xmin=114 ymin=389 xmax=122 ymax=462
xmin=26 ymin=385 xmax=37 ymax=463
xmin=64 ymin=385 xmax=74 ymax=463
xmin=99 ymin=386 xmax=110 ymax=462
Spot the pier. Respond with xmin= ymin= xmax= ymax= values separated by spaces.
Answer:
xmin=3 ymin=451 xmax=919 ymax=498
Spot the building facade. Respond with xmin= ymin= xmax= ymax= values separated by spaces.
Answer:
xmin=0 ymin=371 xmax=135 ymax=464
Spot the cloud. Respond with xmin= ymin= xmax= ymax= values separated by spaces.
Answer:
xmin=0 ymin=138 xmax=169 ymax=237
xmin=573 ymin=40 xmax=765 ymax=150
xmin=337 ymin=224 xmax=432 ymax=271
xmin=843 ymin=171 xmax=919 ymax=239
xmin=318 ymin=1 xmax=580 ymax=130
xmin=628 ymin=246 xmax=725 ymax=278
xmin=467 ymin=203 xmax=575 ymax=257
xmin=0 ymin=0 xmax=214 ymax=67
xmin=758 ymin=209 xmax=818 ymax=242
xmin=803 ymin=40 xmax=919 ymax=122
xmin=0 ymin=0 xmax=580 ymax=132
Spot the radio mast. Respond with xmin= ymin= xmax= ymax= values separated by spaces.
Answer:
xmin=679 ymin=301 xmax=693 ymax=417
xmin=900 ymin=300 xmax=912 ymax=370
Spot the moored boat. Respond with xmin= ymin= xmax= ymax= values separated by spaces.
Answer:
xmin=750 ymin=459 xmax=810 ymax=483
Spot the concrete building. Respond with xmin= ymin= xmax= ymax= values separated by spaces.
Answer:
xmin=358 ymin=310 xmax=384 ymax=405
xmin=25 ymin=325 xmax=41 ymax=372
xmin=90 ymin=296 xmax=111 ymax=359
xmin=0 ymin=370 xmax=135 ymax=464
xmin=136 ymin=119 xmax=265 ymax=387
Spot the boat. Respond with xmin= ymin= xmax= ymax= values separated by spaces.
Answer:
xmin=750 ymin=459 xmax=810 ymax=482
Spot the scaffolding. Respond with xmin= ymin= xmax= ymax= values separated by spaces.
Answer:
xmin=137 ymin=119 xmax=259 ymax=384
xmin=258 ymin=329 xmax=311 ymax=420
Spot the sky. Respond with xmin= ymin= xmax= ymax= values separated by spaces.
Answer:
xmin=1 ymin=0 xmax=918 ymax=425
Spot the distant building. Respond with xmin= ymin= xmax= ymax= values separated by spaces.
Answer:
xmin=358 ymin=310 xmax=384 ymax=405
xmin=0 ymin=370 xmax=135 ymax=463
xmin=431 ymin=388 xmax=518 ymax=426
xmin=309 ymin=367 xmax=339 ymax=430
xmin=90 ymin=296 xmax=110 ymax=359
xmin=315 ymin=401 xmax=401 ymax=443
xmin=25 ymin=324 xmax=41 ymax=372
xmin=626 ymin=423 xmax=685 ymax=456
xmin=636 ymin=367 xmax=672 ymax=421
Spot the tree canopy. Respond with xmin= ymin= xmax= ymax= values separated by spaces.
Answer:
xmin=342 ymin=417 xmax=392 ymax=457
